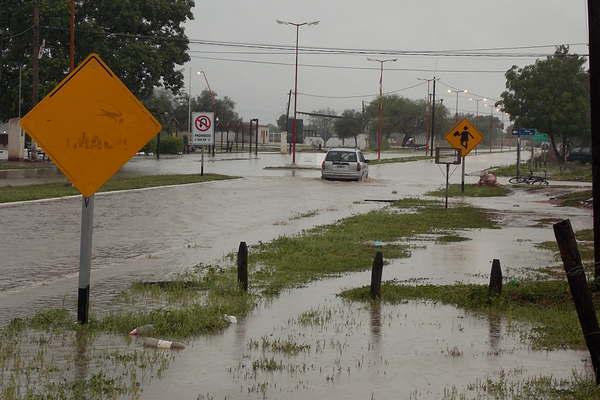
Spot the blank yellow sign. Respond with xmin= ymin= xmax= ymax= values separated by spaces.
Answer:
xmin=20 ymin=53 xmax=161 ymax=197
xmin=444 ymin=118 xmax=484 ymax=157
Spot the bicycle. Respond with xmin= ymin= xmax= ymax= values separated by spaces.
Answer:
xmin=509 ymin=171 xmax=549 ymax=185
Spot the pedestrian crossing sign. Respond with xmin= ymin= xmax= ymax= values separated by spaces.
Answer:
xmin=444 ymin=118 xmax=484 ymax=157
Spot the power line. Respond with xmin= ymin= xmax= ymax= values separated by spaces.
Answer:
xmin=297 ymin=82 xmax=427 ymax=99
xmin=189 ymin=55 xmax=508 ymax=74
xmin=40 ymin=26 xmax=588 ymax=58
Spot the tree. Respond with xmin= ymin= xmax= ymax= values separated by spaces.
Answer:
xmin=307 ymin=108 xmax=337 ymax=143
xmin=0 ymin=0 xmax=194 ymax=121
xmin=365 ymin=96 xmax=427 ymax=139
xmin=334 ymin=110 xmax=363 ymax=147
xmin=277 ymin=114 xmax=287 ymax=131
xmin=498 ymin=46 xmax=590 ymax=160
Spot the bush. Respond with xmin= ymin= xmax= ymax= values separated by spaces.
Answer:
xmin=139 ymin=135 xmax=183 ymax=154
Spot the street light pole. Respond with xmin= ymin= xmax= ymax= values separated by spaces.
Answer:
xmin=368 ymin=58 xmax=397 ymax=160
xmin=277 ymin=19 xmax=319 ymax=164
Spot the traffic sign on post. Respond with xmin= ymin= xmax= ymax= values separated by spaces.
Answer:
xmin=444 ymin=118 xmax=484 ymax=157
xmin=20 ymin=54 xmax=161 ymax=197
xmin=191 ymin=112 xmax=214 ymax=146
xmin=20 ymin=53 xmax=161 ymax=324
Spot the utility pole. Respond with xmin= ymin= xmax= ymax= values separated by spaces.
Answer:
xmin=368 ymin=58 xmax=397 ymax=160
xmin=277 ymin=19 xmax=320 ymax=164
xmin=489 ymin=105 xmax=494 ymax=153
xmin=588 ymin=0 xmax=600 ymax=280
xmin=430 ymin=78 xmax=437 ymax=157
xmin=31 ymin=2 xmax=40 ymax=160
xmin=418 ymin=78 xmax=433 ymax=155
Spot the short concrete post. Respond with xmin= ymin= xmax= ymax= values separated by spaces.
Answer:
xmin=370 ymin=252 xmax=384 ymax=299
xmin=488 ymin=259 xmax=503 ymax=295
xmin=237 ymin=242 xmax=248 ymax=291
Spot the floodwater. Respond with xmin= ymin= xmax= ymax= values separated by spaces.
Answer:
xmin=0 ymin=150 xmax=594 ymax=398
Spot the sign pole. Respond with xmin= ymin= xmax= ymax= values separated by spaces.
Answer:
xmin=461 ymin=156 xmax=465 ymax=193
xmin=77 ymin=195 xmax=94 ymax=324
xmin=445 ymin=163 xmax=450 ymax=209
xmin=201 ymin=146 xmax=204 ymax=176
xmin=516 ymin=136 xmax=521 ymax=178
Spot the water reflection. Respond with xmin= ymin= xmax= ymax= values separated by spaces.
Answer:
xmin=74 ymin=330 xmax=90 ymax=382
xmin=487 ymin=312 xmax=502 ymax=353
xmin=369 ymin=301 xmax=382 ymax=342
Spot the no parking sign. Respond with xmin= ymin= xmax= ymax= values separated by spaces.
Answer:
xmin=191 ymin=112 xmax=214 ymax=146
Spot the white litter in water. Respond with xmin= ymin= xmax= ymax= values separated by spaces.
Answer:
xmin=223 ymin=314 xmax=237 ymax=324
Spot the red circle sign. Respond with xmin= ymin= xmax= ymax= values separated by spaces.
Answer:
xmin=195 ymin=115 xmax=211 ymax=131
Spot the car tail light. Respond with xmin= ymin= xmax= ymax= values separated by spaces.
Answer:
xmin=356 ymin=163 xmax=361 ymax=171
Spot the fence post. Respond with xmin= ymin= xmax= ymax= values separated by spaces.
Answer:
xmin=554 ymin=219 xmax=600 ymax=384
xmin=489 ymin=259 xmax=502 ymax=295
xmin=370 ymin=251 xmax=384 ymax=299
xmin=237 ymin=242 xmax=248 ymax=291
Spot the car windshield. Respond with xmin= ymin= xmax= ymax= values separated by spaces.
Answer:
xmin=325 ymin=151 xmax=357 ymax=162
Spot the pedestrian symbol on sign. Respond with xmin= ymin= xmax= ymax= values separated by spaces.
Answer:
xmin=454 ymin=125 xmax=475 ymax=150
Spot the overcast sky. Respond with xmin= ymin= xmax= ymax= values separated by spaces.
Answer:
xmin=184 ymin=0 xmax=588 ymax=125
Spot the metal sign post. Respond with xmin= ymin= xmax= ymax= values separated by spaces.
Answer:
xmin=77 ymin=196 xmax=94 ymax=323
xmin=435 ymin=147 xmax=461 ymax=209
xmin=20 ymin=54 xmax=161 ymax=324
xmin=201 ymin=146 xmax=204 ymax=176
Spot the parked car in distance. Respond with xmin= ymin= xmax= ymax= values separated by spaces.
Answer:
xmin=567 ymin=147 xmax=592 ymax=163
xmin=321 ymin=148 xmax=369 ymax=181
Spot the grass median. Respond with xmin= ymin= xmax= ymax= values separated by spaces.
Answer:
xmin=426 ymin=183 xmax=511 ymax=197
xmin=0 ymin=173 xmax=235 ymax=203
xmin=491 ymin=162 xmax=591 ymax=182
xmin=367 ymin=155 xmax=432 ymax=165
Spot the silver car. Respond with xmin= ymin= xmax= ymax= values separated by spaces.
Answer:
xmin=321 ymin=148 xmax=369 ymax=181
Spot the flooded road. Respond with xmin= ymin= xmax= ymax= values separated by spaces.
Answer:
xmin=0 ymin=150 xmax=594 ymax=398
xmin=0 ymin=150 xmax=585 ymax=324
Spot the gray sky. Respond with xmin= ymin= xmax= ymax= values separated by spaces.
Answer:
xmin=184 ymin=0 xmax=588 ymax=125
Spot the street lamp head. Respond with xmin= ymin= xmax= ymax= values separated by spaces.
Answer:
xmin=307 ymin=20 xmax=320 ymax=26
xmin=196 ymin=71 xmax=202 ymax=76
xmin=276 ymin=19 xmax=288 ymax=25
xmin=447 ymin=89 xmax=452 ymax=94
xmin=463 ymin=89 xmax=468 ymax=93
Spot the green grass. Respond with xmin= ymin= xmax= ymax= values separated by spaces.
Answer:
xmin=427 ymin=184 xmax=511 ymax=198
xmin=339 ymin=280 xmax=596 ymax=350
xmin=0 ymin=173 xmax=235 ymax=203
xmin=491 ymin=162 xmax=592 ymax=182
xmin=554 ymin=190 xmax=593 ymax=208
xmin=443 ymin=372 xmax=600 ymax=400
xmin=536 ymin=229 xmax=593 ymax=263
xmin=250 ymin=199 xmax=497 ymax=296
xmin=368 ymin=155 xmax=432 ymax=165
xmin=0 ymin=161 xmax=54 ymax=170
xmin=437 ymin=234 xmax=470 ymax=243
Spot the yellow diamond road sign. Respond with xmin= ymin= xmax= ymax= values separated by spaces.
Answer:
xmin=444 ymin=118 xmax=484 ymax=157
xmin=20 ymin=53 xmax=161 ymax=197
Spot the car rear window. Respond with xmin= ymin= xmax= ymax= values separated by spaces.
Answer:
xmin=325 ymin=151 xmax=357 ymax=162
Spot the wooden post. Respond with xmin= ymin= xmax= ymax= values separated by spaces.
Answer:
xmin=554 ymin=219 xmax=600 ymax=383
xmin=237 ymin=242 xmax=248 ymax=291
xmin=488 ymin=259 xmax=502 ymax=295
xmin=370 ymin=251 xmax=384 ymax=299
